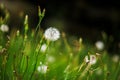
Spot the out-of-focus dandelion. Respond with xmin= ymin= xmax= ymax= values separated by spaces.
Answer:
xmin=37 ymin=64 xmax=48 ymax=74
xmin=0 ymin=24 xmax=9 ymax=32
xmin=84 ymin=56 xmax=89 ymax=63
xmin=95 ymin=41 xmax=104 ymax=50
xmin=47 ymin=55 xmax=55 ymax=63
xmin=84 ymin=55 xmax=97 ymax=65
xmin=44 ymin=27 xmax=60 ymax=41
xmin=112 ymin=55 xmax=119 ymax=63
xmin=40 ymin=44 xmax=47 ymax=52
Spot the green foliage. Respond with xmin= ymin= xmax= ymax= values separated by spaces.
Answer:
xmin=0 ymin=6 xmax=120 ymax=80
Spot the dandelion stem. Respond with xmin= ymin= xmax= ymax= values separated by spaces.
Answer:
xmin=78 ymin=62 xmax=85 ymax=72
xmin=30 ymin=36 xmax=44 ymax=79
xmin=35 ymin=7 xmax=45 ymax=33
xmin=22 ymin=56 xmax=28 ymax=78
xmin=79 ymin=64 xmax=91 ymax=79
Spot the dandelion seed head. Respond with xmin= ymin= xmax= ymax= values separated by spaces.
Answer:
xmin=84 ymin=56 xmax=89 ymax=63
xmin=95 ymin=41 xmax=104 ymax=50
xmin=85 ymin=55 xmax=97 ymax=65
xmin=37 ymin=65 xmax=48 ymax=74
xmin=90 ymin=55 xmax=96 ymax=64
xmin=44 ymin=27 xmax=60 ymax=41
xmin=0 ymin=24 xmax=9 ymax=32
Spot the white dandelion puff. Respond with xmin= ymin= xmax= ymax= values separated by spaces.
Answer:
xmin=84 ymin=55 xmax=97 ymax=65
xmin=44 ymin=27 xmax=60 ymax=41
xmin=37 ymin=64 xmax=48 ymax=74
xmin=40 ymin=44 xmax=47 ymax=52
xmin=0 ymin=24 xmax=9 ymax=32
xmin=95 ymin=41 xmax=104 ymax=50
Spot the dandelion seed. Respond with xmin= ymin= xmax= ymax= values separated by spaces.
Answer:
xmin=95 ymin=41 xmax=104 ymax=50
xmin=40 ymin=44 xmax=47 ymax=52
xmin=0 ymin=24 xmax=9 ymax=32
xmin=44 ymin=27 xmax=60 ymax=41
xmin=37 ymin=65 xmax=48 ymax=74
xmin=85 ymin=55 xmax=97 ymax=65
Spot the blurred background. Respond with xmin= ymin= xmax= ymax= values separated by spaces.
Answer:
xmin=0 ymin=0 xmax=120 ymax=53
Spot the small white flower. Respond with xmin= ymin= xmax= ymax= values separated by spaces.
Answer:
xmin=0 ymin=24 xmax=9 ymax=32
xmin=95 ymin=41 xmax=104 ymax=50
xmin=37 ymin=64 xmax=48 ymax=74
xmin=84 ymin=55 xmax=97 ymax=65
xmin=44 ymin=27 xmax=60 ymax=41
xmin=40 ymin=44 xmax=47 ymax=52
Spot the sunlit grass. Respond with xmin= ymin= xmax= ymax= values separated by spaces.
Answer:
xmin=0 ymin=5 xmax=120 ymax=80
